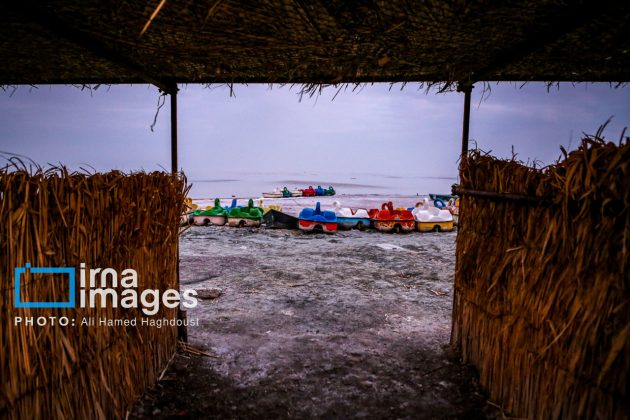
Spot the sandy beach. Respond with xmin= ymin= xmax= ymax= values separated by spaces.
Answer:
xmin=131 ymin=200 xmax=494 ymax=418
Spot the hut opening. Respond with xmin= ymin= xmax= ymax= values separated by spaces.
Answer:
xmin=1 ymin=1 xmax=629 ymax=418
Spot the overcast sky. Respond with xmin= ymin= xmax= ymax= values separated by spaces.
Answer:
xmin=0 ymin=83 xmax=628 ymax=180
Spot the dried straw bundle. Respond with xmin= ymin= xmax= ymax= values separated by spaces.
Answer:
xmin=451 ymin=135 xmax=629 ymax=418
xmin=0 ymin=168 xmax=188 ymax=419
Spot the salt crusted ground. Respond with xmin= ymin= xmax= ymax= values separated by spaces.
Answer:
xmin=131 ymin=223 xmax=496 ymax=419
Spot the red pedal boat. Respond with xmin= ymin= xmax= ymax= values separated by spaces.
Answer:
xmin=301 ymin=186 xmax=316 ymax=197
xmin=369 ymin=201 xmax=415 ymax=233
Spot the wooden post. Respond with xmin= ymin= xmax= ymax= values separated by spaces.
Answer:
xmin=168 ymin=84 xmax=187 ymax=342
xmin=459 ymin=83 xmax=473 ymax=158
xmin=170 ymin=88 xmax=178 ymax=174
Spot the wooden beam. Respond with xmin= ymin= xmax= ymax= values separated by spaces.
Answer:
xmin=10 ymin=4 xmax=175 ymax=95
xmin=452 ymin=187 xmax=546 ymax=205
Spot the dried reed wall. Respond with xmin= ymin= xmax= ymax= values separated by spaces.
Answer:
xmin=0 ymin=169 xmax=187 ymax=419
xmin=451 ymin=137 xmax=629 ymax=419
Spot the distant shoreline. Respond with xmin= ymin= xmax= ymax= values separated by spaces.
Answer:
xmin=277 ymin=180 xmax=385 ymax=189
xmin=189 ymin=179 xmax=240 ymax=183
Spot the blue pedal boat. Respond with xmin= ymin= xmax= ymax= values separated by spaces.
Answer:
xmin=298 ymin=202 xmax=338 ymax=233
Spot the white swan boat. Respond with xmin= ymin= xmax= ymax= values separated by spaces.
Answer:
xmin=412 ymin=199 xmax=454 ymax=232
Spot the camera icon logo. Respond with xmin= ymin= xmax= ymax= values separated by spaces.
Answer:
xmin=14 ymin=263 xmax=76 ymax=308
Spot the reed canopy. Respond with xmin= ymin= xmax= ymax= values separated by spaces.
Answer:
xmin=1 ymin=0 xmax=630 ymax=93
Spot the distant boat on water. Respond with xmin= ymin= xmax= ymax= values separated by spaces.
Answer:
xmin=262 ymin=188 xmax=283 ymax=198
xmin=429 ymin=193 xmax=457 ymax=201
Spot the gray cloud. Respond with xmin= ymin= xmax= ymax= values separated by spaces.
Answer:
xmin=0 ymin=83 xmax=628 ymax=182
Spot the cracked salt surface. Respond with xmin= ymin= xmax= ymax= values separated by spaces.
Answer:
xmin=132 ymin=226 xmax=495 ymax=419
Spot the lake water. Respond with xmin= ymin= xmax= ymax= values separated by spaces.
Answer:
xmin=187 ymin=172 xmax=458 ymax=198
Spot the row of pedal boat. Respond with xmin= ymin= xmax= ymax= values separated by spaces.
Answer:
xmin=298 ymin=200 xmax=455 ymax=233
xmin=262 ymin=185 xmax=335 ymax=198
xmin=187 ymin=198 xmax=456 ymax=233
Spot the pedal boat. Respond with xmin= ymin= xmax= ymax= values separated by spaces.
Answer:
xmin=227 ymin=199 xmax=264 ymax=227
xmin=412 ymin=199 xmax=455 ymax=232
xmin=258 ymin=198 xmax=282 ymax=214
xmin=262 ymin=188 xmax=283 ymax=198
xmin=301 ymin=186 xmax=316 ymax=197
xmin=193 ymin=198 xmax=228 ymax=226
xmin=298 ymin=202 xmax=337 ymax=233
xmin=332 ymin=201 xmax=370 ymax=230
xmin=368 ymin=202 xmax=415 ymax=233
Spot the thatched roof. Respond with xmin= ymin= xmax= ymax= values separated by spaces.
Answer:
xmin=2 ymin=1 xmax=629 ymax=93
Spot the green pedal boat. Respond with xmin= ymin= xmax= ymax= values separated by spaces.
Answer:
xmin=228 ymin=199 xmax=264 ymax=227
xmin=193 ymin=198 xmax=228 ymax=226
